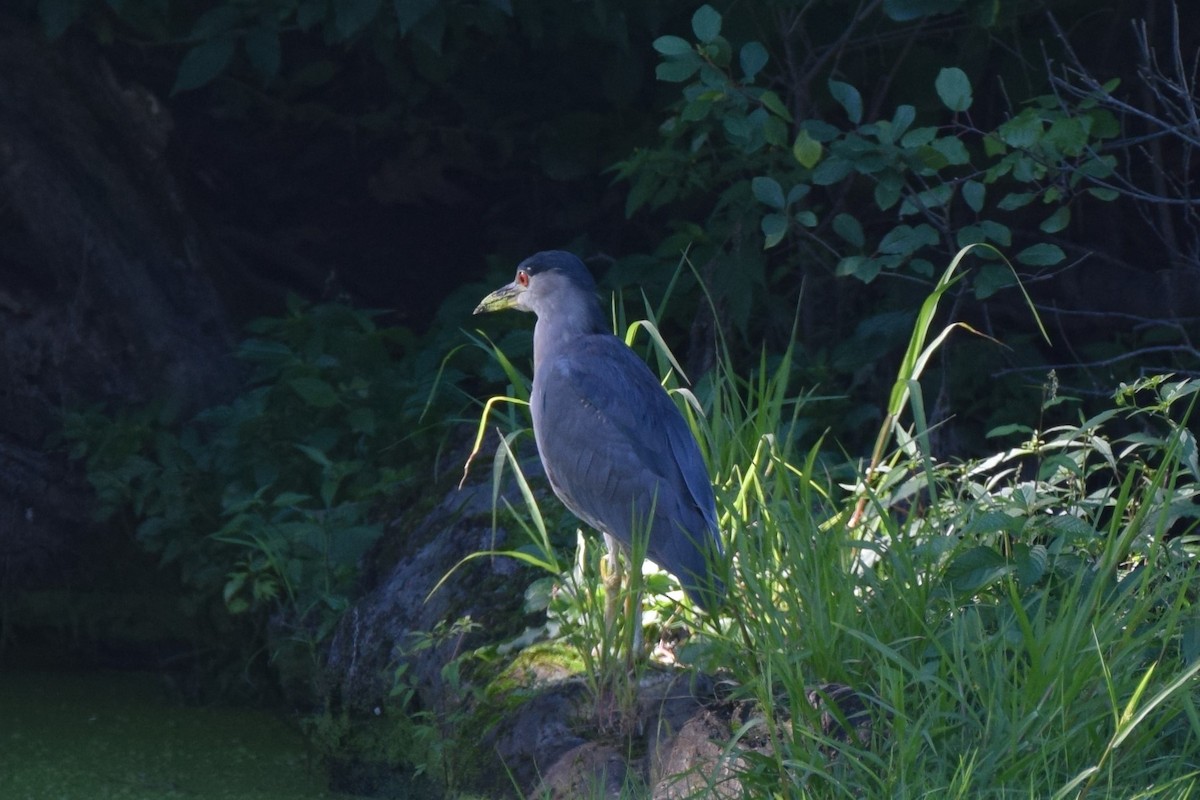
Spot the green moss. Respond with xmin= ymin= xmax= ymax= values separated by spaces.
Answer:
xmin=486 ymin=641 xmax=583 ymax=701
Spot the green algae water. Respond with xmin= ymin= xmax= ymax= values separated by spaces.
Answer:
xmin=0 ymin=670 xmax=352 ymax=800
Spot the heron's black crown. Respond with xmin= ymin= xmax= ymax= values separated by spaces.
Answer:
xmin=517 ymin=250 xmax=597 ymax=293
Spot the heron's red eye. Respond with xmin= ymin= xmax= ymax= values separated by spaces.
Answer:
xmin=517 ymin=270 xmax=529 ymax=287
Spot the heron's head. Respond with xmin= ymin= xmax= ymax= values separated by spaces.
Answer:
xmin=473 ymin=251 xmax=597 ymax=319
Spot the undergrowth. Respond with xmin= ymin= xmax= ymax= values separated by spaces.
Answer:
xmin=58 ymin=296 xmax=441 ymax=700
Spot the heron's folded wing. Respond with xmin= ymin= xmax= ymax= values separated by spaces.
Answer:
xmin=535 ymin=334 xmax=715 ymax=552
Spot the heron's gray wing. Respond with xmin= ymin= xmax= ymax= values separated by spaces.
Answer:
xmin=532 ymin=333 xmax=719 ymax=598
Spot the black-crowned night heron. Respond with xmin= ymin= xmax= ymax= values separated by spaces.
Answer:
xmin=474 ymin=251 xmax=724 ymax=619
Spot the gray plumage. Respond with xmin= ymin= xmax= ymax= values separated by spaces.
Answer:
xmin=474 ymin=250 xmax=723 ymax=609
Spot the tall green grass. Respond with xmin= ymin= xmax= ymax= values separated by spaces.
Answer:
xmin=687 ymin=307 xmax=1200 ymax=796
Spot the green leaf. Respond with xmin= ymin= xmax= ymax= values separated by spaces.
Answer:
xmin=987 ymin=422 xmax=1034 ymax=438
xmin=1045 ymin=116 xmax=1086 ymax=156
xmin=916 ymin=145 xmax=948 ymax=171
xmin=223 ymin=573 xmax=247 ymax=605
xmin=999 ymin=109 xmax=1044 ymax=148
xmin=1045 ymin=513 xmax=1100 ymax=541
xmin=656 ymin=59 xmax=700 ymax=83
xmin=878 ymin=224 xmax=938 ymax=256
xmin=874 ymin=175 xmax=903 ymax=210
xmin=225 ymin=596 xmax=250 ymax=614
xmin=395 ymin=0 xmax=437 ymax=35
xmin=900 ymin=184 xmax=953 ymax=216
xmin=680 ymin=97 xmax=712 ymax=122
xmin=892 ymin=104 xmax=916 ymax=138
xmin=1016 ymin=243 xmax=1066 ymax=266
xmin=793 ymin=129 xmax=822 ymax=168
xmin=1087 ymin=187 xmax=1119 ymax=201
xmin=812 ymin=156 xmax=853 ymax=186
xmin=935 ymin=67 xmax=973 ymax=112
xmin=1013 ymin=543 xmax=1048 ymax=588
xmin=836 ymin=255 xmax=882 ymax=283
xmin=761 ymin=213 xmax=788 ymax=248
xmin=1085 ymin=108 xmax=1120 ymax=139
xmin=1075 ymin=153 xmax=1117 ymax=180
xmin=758 ymin=90 xmax=792 ymax=121
xmin=288 ymin=377 xmax=339 ymax=408
xmin=691 ymin=5 xmax=722 ymax=44
xmin=956 ymin=223 xmax=990 ymax=250
xmin=1040 ymin=205 xmax=1071 ymax=234
xmin=172 ymin=35 xmax=236 ymax=95
xmin=931 ymin=135 xmax=970 ymax=165
xmin=974 ymin=263 xmax=1015 ymax=299
xmin=793 ymin=210 xmax=817 ymax=227
xmin=327 ymin=523 xmax=382 ymax=566
xmin=740 ymin=41 xmax=768 ymax=80
xmin=244 ymin=26 xmax=281 ymax=83
xmin=763 ymin=115 xmax=788 ymax=147
xmin=295 ymin=443 xmax=333 ymax=468
xmin=997 ymin=191 xmax=1036 ymax=211
xmin=900 ymin=126 xmax=937 ymax=148
xmin=943 ymin=545 xmax=1010 ymax=593
xmin=1011 ymin=154 xmax=1043 ymax=183
xmin=272 ymin=491 xmax=312 ymax=507
xmin=722 ymin=114 xmax=751 ymax=145
xmin=962 ymin=180 xmax=985 ymax=212
xmin=979 ymin=220 xmax=1011 ymax=246
xmin=786 ymin=184 xmax=811 ymax=204
xmin=751 ymin=176 xmax=786 ymax=209
xmin=833 ymin=213 xmax=865 ymax=248
xmin=828 ymin=79 xmax=863 ymax=124
xmin=802 ymin=119 xmax=841 ymax=142
xmin=653 ymin=35 xmax=693 ymax=56
xmin=909 ymin=258 xmax=934 ymax=276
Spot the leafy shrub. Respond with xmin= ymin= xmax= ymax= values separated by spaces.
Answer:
xmin=64 ymin=297 xmax=439 ymax=697
xmin=612 ymin=2 xmax=1183 ymax=457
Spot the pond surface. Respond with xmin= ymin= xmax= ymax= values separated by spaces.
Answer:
xmin=0 ymin=670 xmax=353 ymax=800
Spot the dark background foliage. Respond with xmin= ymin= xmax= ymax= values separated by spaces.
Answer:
xmin=2 ymin=0 xmax=1197 ymax=723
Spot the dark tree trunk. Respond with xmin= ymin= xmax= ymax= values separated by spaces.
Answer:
xmin=0 ymin=15 xmax=238 ymax=595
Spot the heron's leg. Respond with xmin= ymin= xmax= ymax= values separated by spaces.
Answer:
xmin=602 ymin=534 xmax=645 ymax=665
xmin=601 ymin=533 xmax=622 ymax=647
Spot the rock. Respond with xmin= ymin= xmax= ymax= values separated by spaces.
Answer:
xmin=321 ymin=465 xmax=539 ymax=717
xmin=533 ymin=741 xmax=630 ymax=800
xmin=807 ymin=682 xmax=874 ymax=748
xmin=489 ymin=677 xmax=591 ymax=792
xmin=0 ymin=11 xmax=237 ymax=604
xmin=651 ymin=709 xmax=745 ymax=799
xmin=315 ymin=452 xmax=553 ymax=795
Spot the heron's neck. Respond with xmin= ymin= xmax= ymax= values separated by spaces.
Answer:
xmin=532 ymin=297 xmax=607 ymax=366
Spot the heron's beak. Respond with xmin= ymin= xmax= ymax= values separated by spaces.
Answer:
xmin=474 ymin=281 xmax=524 ymax=314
